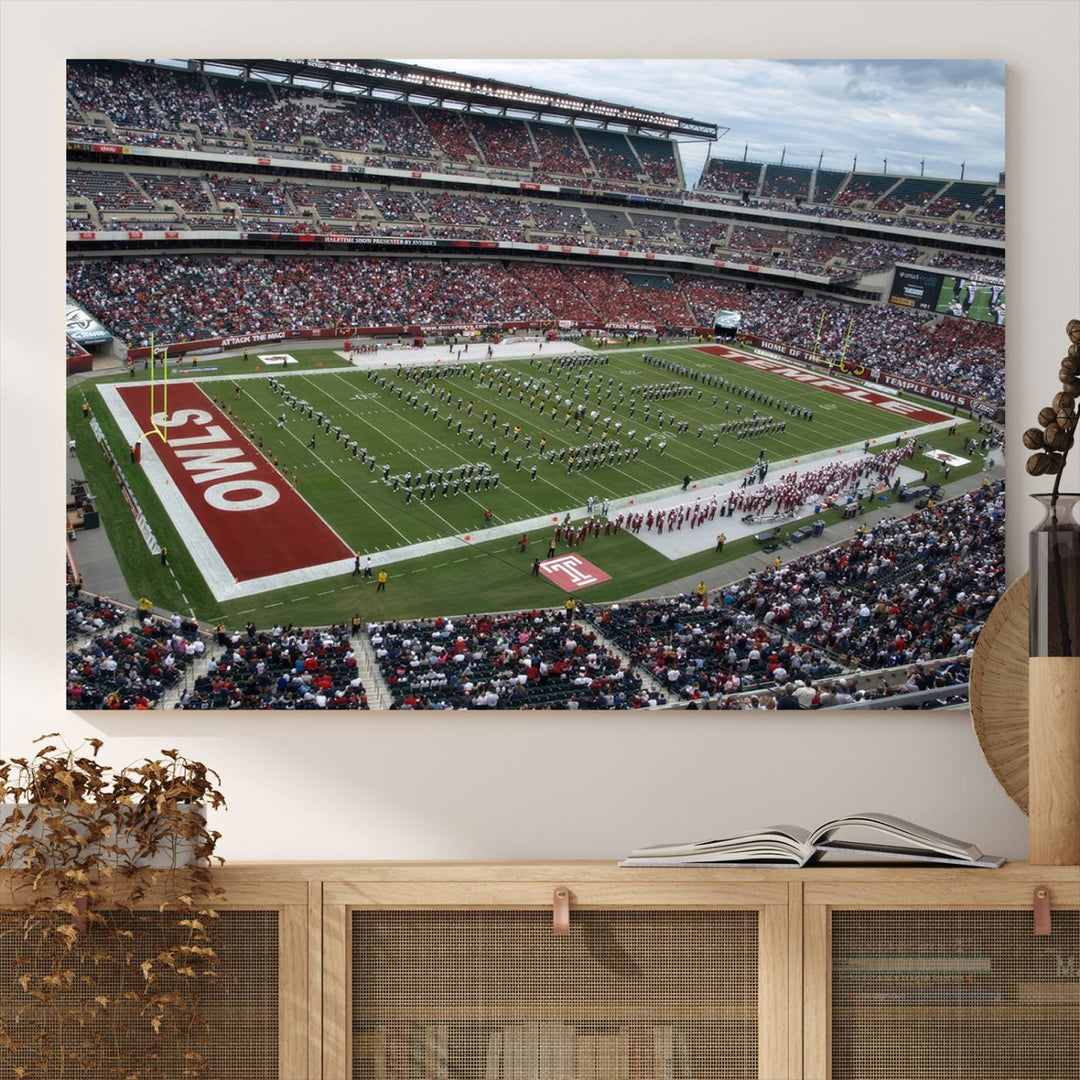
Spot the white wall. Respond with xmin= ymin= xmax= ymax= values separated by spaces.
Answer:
xmin=2 ymin=1 xmax=1077 ymax=863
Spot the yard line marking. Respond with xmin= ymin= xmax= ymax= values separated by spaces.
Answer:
xmin=298 ymin=374 xmax=469 ymax=534
xmin=245 ymin=389 xmax=412 ymax=544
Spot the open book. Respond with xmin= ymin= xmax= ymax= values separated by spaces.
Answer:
xmin=620 ymin=812 xmax=1006 ymax=868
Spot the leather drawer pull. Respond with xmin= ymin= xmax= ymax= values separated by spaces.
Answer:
xmin=1033 ymin=886 xmax=1052 ymax=936
xmin=553 ymin=887 xmax=570 ymax=935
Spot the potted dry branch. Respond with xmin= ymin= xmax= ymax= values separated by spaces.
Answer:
xmin=0 ymin=736 xmax=227 ymax=1079
xmin=1024 ymin=320 xmax=1080 ymax=865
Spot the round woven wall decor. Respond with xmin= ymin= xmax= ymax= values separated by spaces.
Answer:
xmin=969 ymin=573 xmax=1029 ymax=814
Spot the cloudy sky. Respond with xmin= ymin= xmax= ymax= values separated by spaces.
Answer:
xmin=398 ymin=58 xmax=1005 ymax=187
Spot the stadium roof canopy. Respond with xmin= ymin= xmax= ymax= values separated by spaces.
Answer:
xmin=150 ymin=58 xmax=722 ymax=140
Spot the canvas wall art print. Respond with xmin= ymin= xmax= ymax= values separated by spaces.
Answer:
xmin=63 ymin=57 xmax=1005 ymax=712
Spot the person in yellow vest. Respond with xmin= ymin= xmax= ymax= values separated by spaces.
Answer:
xmin=564 ymin=596 xmax=577 ymax=621
xmin=376 ymin=570 xmax=388 ymax=592
xmin=695 ymin=581 xmax=708 ymax=600
xmin=773 ymin=555 xmax=782 ymax=571
xmin=715 ymin=532 xmax=727 ymax=553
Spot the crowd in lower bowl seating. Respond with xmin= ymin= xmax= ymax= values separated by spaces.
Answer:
xmin=66 ymin=593 xmax=125 ymax=641
xmin=67 ymin=606 xmax=205 ymax=709
xmin=731 ymin=285 xmax=1005 ymax=404
xmin=510 ymin=262 xmax=600 ymax=323
xmin=707 ymin=656 xmax=970 ymax=710
xmin=584 ymin=483 xmax=1003 ymax=703
xmin=64 ymin=254 xmax=1004 ymax=403
xmin=368 ymin=612 xmax=649 ymax=710
xmin=180 ymin=624 xmax=369 ymax=709
xmin=586 ymin=597 xmax=841 ymax=701
xmin=561 ymin=266 xmax=693 ymax=326
xmin=65 ymin=255 xmax=551 ymax=347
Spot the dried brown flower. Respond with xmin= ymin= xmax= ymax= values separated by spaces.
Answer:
xmin=1 ymin=738 xmax=226 ymax=1079
xmin=1027 ymin=452 xmax=1051 ymax=475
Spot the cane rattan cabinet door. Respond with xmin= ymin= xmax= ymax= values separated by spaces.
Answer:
xmin=323 ymin=868 xmax=792 ymax=1080
xmin=0 ymin=874 xmax=312 ymax=1080
xmin=0 ymin=907 xmax=285 ymax=1080
xmin=804 ymin=869 xmax=1080 ymax=1080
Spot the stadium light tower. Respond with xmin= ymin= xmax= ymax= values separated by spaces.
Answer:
xmin=920 ymin=159 xmax=925 ymax=176
xmin=960 ymin=161 xmax=966 ymax=179
xmin=883 ymin=158 xmax=887 ymax=174
xmin=818 ymin=150 xmax=824 ymax=170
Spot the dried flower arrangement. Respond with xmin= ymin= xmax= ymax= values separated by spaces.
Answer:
xmin=1024 ymin=320 xmax=1080 ymax=661
xmin=0 ymin=736 xmax=226 ymax=1079
xmin=1023 ymin=320 xmax=1079 ymax=483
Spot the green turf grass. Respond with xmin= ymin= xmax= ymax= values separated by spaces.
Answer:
xmin=212 ymin=345 xmax=935 ymax=555
xmin=69 ymin=344 xmax=992 ymax=625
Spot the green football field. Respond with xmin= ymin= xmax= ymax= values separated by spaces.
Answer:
xmin=69 ymin=343 xmax=988 ymax=627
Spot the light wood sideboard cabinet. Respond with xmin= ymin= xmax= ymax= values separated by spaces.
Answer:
xmin=5 ymin=863 xmax=1076 ymax=1080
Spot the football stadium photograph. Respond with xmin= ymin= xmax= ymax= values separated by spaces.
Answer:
xmin=61 ymin=55 xmax=1006 ymax=711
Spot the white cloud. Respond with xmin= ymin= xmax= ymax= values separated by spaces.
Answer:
xmin=398 ymin=58 xmax=1004 ymax=184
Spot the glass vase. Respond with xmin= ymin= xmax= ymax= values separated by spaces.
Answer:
xmin=1029 ymin=492 xmax=1080 ymax=657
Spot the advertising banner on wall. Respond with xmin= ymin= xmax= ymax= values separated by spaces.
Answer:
xmin=65 ymin=299 xmax=112 ymax=346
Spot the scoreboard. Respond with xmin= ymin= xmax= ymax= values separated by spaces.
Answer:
xmin=889 ymin=265 xmax=1005 ymax=326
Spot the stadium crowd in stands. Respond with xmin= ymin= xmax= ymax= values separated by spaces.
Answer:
xmin=179 ymin=624 xmax=369 ymax=709
xmin=63 ymin=478 xmax=1003 ymax=711
xmin=66 ymin=602 xmax=204 ymax=709
xmin=367 ymin=612 xmax=649 ymax=710
xmin=65 ymin=257 xmax=1005 ymax=404
xmin=584 ymin=481 xmax=1004 ymax=702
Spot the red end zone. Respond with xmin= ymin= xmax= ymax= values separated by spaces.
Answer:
xmin=696 ymin=345 xmax=953 ymax=425
xmin=116 ymin=383 xmax=351 ymax=583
